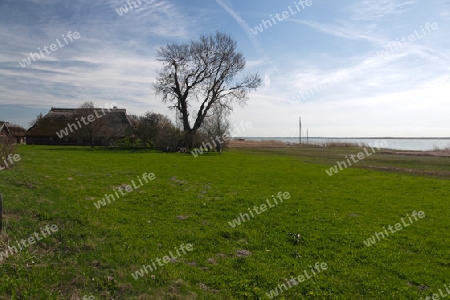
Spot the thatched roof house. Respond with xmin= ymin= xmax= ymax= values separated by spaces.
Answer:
xmin=26 ymin=107 xmax=132 ymax=146
xmin=0 ymin=121 xmax=26 ymax=144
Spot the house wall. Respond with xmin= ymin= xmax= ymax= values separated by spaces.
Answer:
xmin=25 ymin=136 xmax=120 ymax=146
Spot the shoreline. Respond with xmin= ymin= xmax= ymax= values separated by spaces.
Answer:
xmin=227 ymin=139 xmax=450 ymax=157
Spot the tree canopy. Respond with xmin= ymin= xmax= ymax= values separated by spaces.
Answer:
xmin=153 ymin=31 xmax=261 ymax=142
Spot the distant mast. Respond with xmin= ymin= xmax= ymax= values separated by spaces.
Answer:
xmin=299 ymin=116 xmax=302 ymax=145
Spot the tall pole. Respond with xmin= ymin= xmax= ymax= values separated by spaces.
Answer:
xmin=299 ymin=116 xmax=302 ymax=145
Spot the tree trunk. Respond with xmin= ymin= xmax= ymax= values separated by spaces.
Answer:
xmin=184 ymin=130 xmax=197 ymax=148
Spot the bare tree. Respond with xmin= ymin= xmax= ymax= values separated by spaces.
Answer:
xmin=28 ymin=112 xmax=44 ymax=128
xmin=127 ymin=114 xmax=139 ymax=128
xmin=153 ymin=31 xmax=261 ymax=147
xmin=77 ymin=102 xmax=119 ymax=147
xmin=135 ymin=111 xmax=179 ymax=148
xmin=200 ymin=104 xmax=230 ymax=153
xmin=76 ymin=102 xmax=98 ymax=148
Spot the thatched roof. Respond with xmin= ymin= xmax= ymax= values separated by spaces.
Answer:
xmin=27 ymin=107 xmax=132 ymax=138
xmin=0 ymin=121 xmax=26 ymax=137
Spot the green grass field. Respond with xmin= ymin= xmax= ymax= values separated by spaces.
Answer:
xmin=0 ymin=145 xmax=449 ymax=299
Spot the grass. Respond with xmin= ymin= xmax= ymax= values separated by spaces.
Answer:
xmin=0 ymin=145 xmax=449 ymax=299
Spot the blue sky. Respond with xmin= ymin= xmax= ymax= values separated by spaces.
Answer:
xmin=1 ymin=0 xmax=449 ymax=137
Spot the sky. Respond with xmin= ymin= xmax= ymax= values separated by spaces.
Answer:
xmin=1 ymin=0 xmax=449 ymax=137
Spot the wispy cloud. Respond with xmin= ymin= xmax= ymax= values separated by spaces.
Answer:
xmin=214 ymin=0 xmax=277 ymax=74
xmin=348 ymin=0 xmax=415 ymax=21
xmin=288 ymin=19 xmax=385 ymax=47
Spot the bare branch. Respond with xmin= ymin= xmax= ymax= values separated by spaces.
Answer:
xmin=152 ymin=31 xmax=261 ymax=145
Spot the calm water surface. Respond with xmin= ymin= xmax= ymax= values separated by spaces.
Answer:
xmin=243 ymin=137 xmax=450 ymax=151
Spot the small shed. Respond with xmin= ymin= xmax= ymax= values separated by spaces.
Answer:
xmin=0 ymin=121 xmax=26 ymax=144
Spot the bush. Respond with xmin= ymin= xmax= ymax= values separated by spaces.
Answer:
xmin=117 ymin=137 xmax=142 ymax=148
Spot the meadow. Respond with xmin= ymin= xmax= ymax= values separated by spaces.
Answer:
xmin=0 ymin=145 xmax=449 ymax=299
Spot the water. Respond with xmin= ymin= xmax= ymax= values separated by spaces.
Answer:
xmin=242 ymin=137 xmax=450 ymax=151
